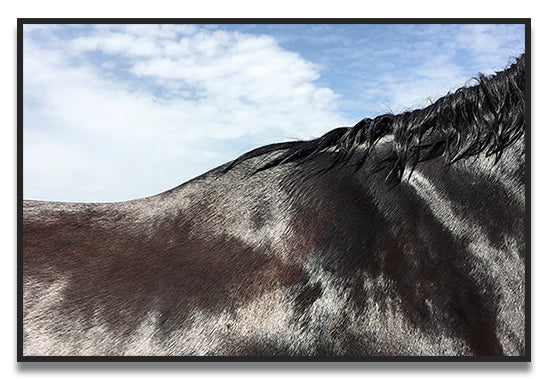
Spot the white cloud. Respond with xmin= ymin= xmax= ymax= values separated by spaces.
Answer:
xmin=23 ymin=25 xmax=347 ymax=201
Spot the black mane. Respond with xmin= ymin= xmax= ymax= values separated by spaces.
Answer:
xmin=224 ymin=55 xmax=525 ymax=180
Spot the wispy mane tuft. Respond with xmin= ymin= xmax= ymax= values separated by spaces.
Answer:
xmin=224 ymin=55 xmax=526 ymax=180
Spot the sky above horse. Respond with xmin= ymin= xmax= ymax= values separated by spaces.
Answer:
xmin=23 ymin=23 xmax=525 ymax=202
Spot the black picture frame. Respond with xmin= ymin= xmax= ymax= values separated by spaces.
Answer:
xmin=17 ymin=18 xmax=531 ymax=363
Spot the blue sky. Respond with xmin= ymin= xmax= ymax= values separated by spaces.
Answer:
xmin=23 ymin=23 xmax=525 ymax=202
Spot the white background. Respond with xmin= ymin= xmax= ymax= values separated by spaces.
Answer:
xmin=2 ymin=0 xmax=546 ymax=377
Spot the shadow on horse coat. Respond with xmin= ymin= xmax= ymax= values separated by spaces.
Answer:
xmin=22 ymin=55 xmax=526 ymax=357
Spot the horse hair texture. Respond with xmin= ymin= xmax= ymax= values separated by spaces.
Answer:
xmin=224 ymin=55 xmax=525 ymax=180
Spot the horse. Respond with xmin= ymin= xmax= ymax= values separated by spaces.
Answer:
xmin=21 ymin=54 xmax=527 ymax=357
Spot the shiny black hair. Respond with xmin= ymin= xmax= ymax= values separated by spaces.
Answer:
xmin=225 ymin=55 xmax=525 ymax=180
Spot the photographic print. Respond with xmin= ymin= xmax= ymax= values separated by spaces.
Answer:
xmin=19 ymin=20 xmax=529 ymax=360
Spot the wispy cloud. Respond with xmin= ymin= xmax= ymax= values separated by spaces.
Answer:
xmin=301 ymin=24 xmax=525 ymax=117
